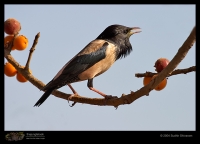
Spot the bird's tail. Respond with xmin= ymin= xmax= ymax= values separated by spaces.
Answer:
xmin=34 ymin=87 xmax=55 ymax=107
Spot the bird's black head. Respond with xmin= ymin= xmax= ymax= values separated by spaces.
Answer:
xmin=96 ymin=24 xmax=141 ymax=60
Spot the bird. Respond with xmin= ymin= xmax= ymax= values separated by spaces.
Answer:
xmin=34 ymin=24 xmax=141 ymax=107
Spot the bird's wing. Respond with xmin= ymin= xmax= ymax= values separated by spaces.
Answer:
xmin=43 ymin=40 xmax=110 ymax=90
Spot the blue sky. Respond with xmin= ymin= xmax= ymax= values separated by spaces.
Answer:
xmin=5 ymin=5 xmax=195 ymax=130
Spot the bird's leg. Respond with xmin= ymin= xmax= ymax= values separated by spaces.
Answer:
xmin=68 ymin=84 xmax=77 ymax=95
xmin=87 ymin=79 xmax=118 ymax=99
xmin=67 ymin=84 xmax=78 ymax=107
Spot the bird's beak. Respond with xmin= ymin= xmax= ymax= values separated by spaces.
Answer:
xmin=129 ymin=27 xmax=142 ymax=36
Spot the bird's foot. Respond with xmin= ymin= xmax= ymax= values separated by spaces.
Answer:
xmin=68 ymin=94 xmax=77 ymax=107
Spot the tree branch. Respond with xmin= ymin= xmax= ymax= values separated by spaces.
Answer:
xmin=135 ymin=66 xmax=196 ymax=78
xmin=4 ymin=26 xmax=196 ymax=108
xmin=25 ymin=32 xmax=40 ymax=71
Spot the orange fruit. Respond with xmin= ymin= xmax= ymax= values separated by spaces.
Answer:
xmin=4 ymin=62 xmax=17 ymax=77
xmin=151 ymin=74 xmax=167 ymax=91
xmin=4 ymin=35 xmax=15 ymax=50
xmin=143 ymin=76 xmax=152 ymax=86
xmin=13 ymin=35 xmax=28 ymax=51
xmin=16 ymin=73 xmax=27 ymax=82
xmin=16 ymin=67 xmax=32 ymax=83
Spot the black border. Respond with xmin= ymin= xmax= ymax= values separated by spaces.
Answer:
xmin=4 ymin=4 xmax=197 ymax=142
xmin=3 ymin=131 xmax=196 ymax=141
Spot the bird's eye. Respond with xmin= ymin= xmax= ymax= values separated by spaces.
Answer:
xmin=124 ymin=29 xmax=129 ymax=34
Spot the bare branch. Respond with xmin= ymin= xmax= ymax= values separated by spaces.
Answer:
xmin=25 ymin=32 xmax=40 ymax=70
xmin=4 ymin=26 xmax=196 ymax=107
xmin=135 ymin=66 xmax=196 ymax=78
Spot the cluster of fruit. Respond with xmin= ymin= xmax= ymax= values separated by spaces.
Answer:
xmin=4 ymin=18 xmax=28 ymax=51
xmin=4 ymin=18 xmax=31 ymax=83
xmin=143 ymin=58 xmax=170 ymax=91
xmin=4 ymin=62 xmax=32 ymax=82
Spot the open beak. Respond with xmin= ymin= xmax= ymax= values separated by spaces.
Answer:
xmin=129 ymin=27 xmax=142 ymax=35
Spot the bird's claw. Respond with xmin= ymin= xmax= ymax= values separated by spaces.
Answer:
xmin=69 ymin=102 xmax=76 ymax=107
xmin=68 ymin=94 xmax=77 ymax=107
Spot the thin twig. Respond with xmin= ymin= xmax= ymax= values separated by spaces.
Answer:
xmin=135 ymin=66 xmax=196 ymax=78
xmin=25 ymin=32 xmax=40 ymax=71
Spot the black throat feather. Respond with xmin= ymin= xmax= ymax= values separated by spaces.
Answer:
xmin=114 ymin=38 xmax=132 ymax=60
xmin=101 ymin=38 xmax=132 ymax=61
